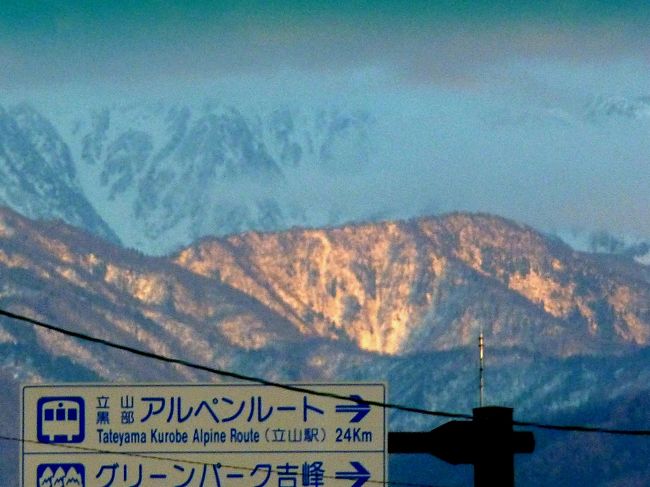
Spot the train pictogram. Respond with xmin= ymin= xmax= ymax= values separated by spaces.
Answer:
xmin=37 ymin=397 xmax=85 ymax=444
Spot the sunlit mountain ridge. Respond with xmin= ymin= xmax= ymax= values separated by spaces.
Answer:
xmin=175 ymin=213 xmax=650 ymax=355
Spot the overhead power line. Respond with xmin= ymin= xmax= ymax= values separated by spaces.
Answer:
xmin=512 ymin=420 xmax=650 ymax=436
xmin=1 ymin=307 xmax=649 ymax=437
xmin=0 ymin=307 xmax=470 ymax=420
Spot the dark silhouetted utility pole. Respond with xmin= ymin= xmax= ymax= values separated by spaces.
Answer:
xmin=389 ymin=406 xmax=535 ymax=487
xmin=479 ymin=330 xmax=485 ymax=407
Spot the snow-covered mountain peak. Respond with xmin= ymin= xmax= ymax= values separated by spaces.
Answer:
xmin=0 ymin=103 xmax=118 ymax=243
xmin=12 ymin=100 xmax=375 ymax=254
xmin=9 ymin=102 xmax=77 ymax=182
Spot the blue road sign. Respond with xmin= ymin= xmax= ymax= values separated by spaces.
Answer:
xmin=23 ymin=384 xmax=385 ymax=487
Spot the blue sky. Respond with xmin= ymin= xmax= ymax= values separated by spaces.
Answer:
xmin=3 ymin=1 xmax=650 ymax=240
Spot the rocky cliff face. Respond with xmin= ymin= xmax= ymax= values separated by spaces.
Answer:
xmin=175 ymin=213 xmax=650 ymax=356
xmin=0 ymin=105 xmax=117 ymax=243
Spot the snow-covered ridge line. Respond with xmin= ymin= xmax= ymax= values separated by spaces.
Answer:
xmin=4 ymin=95 xmax=650 ymax=256
xmin=3 ymin=100 xmax=374 ymax=254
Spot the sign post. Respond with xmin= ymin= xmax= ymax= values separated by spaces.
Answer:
xmin=22 ymin=383 xmax=386 ymax=486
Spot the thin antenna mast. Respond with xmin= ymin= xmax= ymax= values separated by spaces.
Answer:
xmin=478 ymin=328 xmax=485 ymax=407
